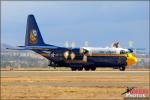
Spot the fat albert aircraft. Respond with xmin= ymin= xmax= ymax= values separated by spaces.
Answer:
xmin=8 ymin=15 xmax=138 ymax=71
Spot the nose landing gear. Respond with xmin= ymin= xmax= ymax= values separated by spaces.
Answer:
xmin=119 ymin=66 xmax=126 ymax=71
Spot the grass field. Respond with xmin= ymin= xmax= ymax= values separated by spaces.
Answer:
xmin=1 ymin=71 xmax=149 ymax=99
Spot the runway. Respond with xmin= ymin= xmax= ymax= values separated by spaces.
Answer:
xmin=1 ymin=71 xmax=149 ymax=87
xmin=1 ymin=70 xmax=149 ymax=76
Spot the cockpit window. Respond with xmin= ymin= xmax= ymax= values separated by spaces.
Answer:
xmin=120 ymin=50 xmax=127 ymax=54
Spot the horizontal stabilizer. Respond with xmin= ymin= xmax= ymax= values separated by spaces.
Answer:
xmin=25 ymin=46 xmax=58 ymax=49
xmin=6 ymin=47 xmax=30 ymax=50
xmin=6 ymin=45 xmax=58 ymax=51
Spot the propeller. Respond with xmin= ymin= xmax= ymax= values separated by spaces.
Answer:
xmin=71 ymin=41 xmax=76 ymax=48
xmin=64 ymin=51 xmax=69 ymax=59
xmin=80 ymin=47 xmax=89 ymax=62
xmin=70 ymin=52 xmax=76 ymax=60
xmin=64 ymin=41 xmax=90 ymax=62
xmin=128 ymin=40 xmax=135 ymax=53
xmin=64 ymin=41 xmax=76 ymax=60
xmin=83 ymin=41 xmax=89 ymax=47
xmin=111 ymin=42 xmax=120 ymax=48
xmin=64 ymin=41 xmax=69 ymax=48
xmin=81 ymin=41 xmax=91 ymax=62
xmin=127 ymin=40 xmax=149 ymax=67
xmin=64 ymin=49 xmax=76 ymax=60
xmin=128 ymin=40 xmax=134 ymax=48
xmin=64 ymin=41 xmax=77 ymax=48
xmin=127 ymin=40 xmax=147 ymax=54
xmin=80 ymin=41 xmax=89 ymax=54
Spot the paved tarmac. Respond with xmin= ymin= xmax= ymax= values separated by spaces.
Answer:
xmin=1 ymin=70 xmax=149 ymax=77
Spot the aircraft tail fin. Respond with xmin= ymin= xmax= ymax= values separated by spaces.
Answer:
xmin=6 ymin=15 xmax=59 ymax=51
xmin=25 ymin=14 xmax=46 ymax=46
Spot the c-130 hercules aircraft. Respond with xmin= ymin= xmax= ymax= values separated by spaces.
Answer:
xmin=7 ymin=15 xmax=138 ymax=71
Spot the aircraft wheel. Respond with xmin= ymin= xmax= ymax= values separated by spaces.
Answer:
xmin=77 ymin=67 xmax=83 ymax=71
xmin=71 ymin=67 xmax=77 ymax=71
xmin=91 ymin=67 xmax=96 ymax=71
xmin=84 ymin=67 xmax=90 ymax=71
xmin=119 ymin=66 xmax=126 ymax=71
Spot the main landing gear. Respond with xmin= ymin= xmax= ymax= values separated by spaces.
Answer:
xmin=71 ymin=67 xmax=83 ymax=71
xmin=84 ymin=67 xmax=96 ymax=71
xmin=71 ymin=66 xmax=96 ymax=71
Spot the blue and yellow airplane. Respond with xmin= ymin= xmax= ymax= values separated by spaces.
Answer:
xmin=7 ymin=15 xmax=138 ymax=71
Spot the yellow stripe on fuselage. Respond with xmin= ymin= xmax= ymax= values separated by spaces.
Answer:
xmin=40 ymin=53 xmax=128 ymax=57
xmin=40 ymin=53 xmax=49 ymax=56
xmin=87 ymin=54 xmax=127 ymax=57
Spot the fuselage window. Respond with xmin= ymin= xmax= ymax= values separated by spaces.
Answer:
xmin=99 ymin=51 xmax=105 ymax=54
xmin=92 ymin=50 xmax=98 ymax=54
xmin=110 ymin=51 xmax=116 ymax=54
xmin=92 ymin=50 xmax=105 ymax=54
xmin=92 ymin=50 xmax=117 ymax=54
xmin=105 ymin=51 xmax=111 ymax=54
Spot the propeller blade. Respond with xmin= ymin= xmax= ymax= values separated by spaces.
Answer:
xmin=80 ymin=48 xmax=84 ymax=54
xmin=84 ymin=41 xmax=89 ymax=47
xmin=83 ymin=55 xmax=87 ymax=62
xmin=71 ymin=42 xmax=76 ymax=48
xmin=64 ymin=51 xmax=69 ymax=59
xmin=111 ymin=42 xmax=120 ymax=48
xmin=64 ymin=41 xmax=69 ymax=48
xmin=128 ymin=40 xmax=134 ymax=48
xmin=70 ymin=52 xmax=76 ymax=60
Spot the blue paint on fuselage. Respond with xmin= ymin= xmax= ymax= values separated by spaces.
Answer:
xmin=33 ymin=47 xmax=127 ymax=67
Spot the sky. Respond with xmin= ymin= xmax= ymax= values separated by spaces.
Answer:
xmin=1 ymin=1 xmax=149 ymax=49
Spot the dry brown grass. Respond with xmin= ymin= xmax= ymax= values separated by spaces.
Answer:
xmin=1 ymin=86 xmax=126 ymax=99
xmin=1 ymin=71 xmax=149 ymax=99
xmin=1 ymin=85 xmax=149 ymax=99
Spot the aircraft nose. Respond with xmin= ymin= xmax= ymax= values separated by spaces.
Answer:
xmin=127 ymin=55 xmax=138 ymax=66
xmin=134 ymin=57 xmax=138 ymax=63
